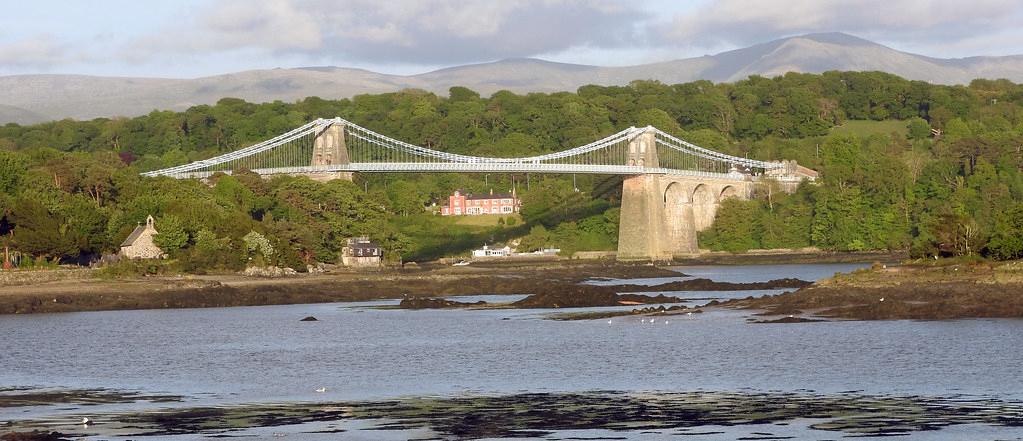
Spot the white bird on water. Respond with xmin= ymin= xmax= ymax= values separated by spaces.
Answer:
xmin=607 ymin=319 xmax=613 ymax=325
xmin=315 ymin=387 xmax=327 ymax=393
xmin=81 ymin=417 xmax=91 ymax=426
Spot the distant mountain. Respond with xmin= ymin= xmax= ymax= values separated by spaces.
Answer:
xmin=3 ymin=32 xmax=1023 ymax=124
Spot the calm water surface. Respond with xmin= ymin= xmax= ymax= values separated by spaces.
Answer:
xmin=2 ymin=263 xmax=1022 ymax=439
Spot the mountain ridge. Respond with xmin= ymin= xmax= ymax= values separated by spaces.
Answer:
xmin=3 ymin=32 xmax=1022 ymax=124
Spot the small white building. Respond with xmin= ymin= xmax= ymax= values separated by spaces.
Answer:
xmin=472 ymin=244 xmax=512 ymax=258
xmin=119 ymin=215 xmax=164 ymax=259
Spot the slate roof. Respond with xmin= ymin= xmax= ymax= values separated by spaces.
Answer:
xmin=120 ymin=225 xmax=147 ymax=247
xmin=349 ymin=241 xmax=382 ymax=250
xmin=466 ymin=193 xmax=514 ymax=200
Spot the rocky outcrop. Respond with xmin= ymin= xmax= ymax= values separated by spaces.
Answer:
xmin=243 ymin=266 xmax=298 ymax=278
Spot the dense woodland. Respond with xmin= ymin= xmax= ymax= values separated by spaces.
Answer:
xmin=2 ymin=71 xmax=1023 ymax=271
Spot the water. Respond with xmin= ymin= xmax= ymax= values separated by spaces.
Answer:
xmin=2 ymin=262 xmax=1023 ymax=439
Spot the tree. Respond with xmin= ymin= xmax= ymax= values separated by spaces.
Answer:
xmin=906 ymin=117 xmax=931 ymax=140
xmin=0 ymin=151 xmax=28 ymax=194
xmin=381 ymin=231 xmax=413 ymax=264
xmin=985 ymin=204 xmax=1023 ymax=259
xmin=153 ymin=214 xmax=188 ymax=255
xmin=242 ymin=231 xmax=275 ymax=265
xmin=9 ymin=196 xmax=77 ymax=261
xmin=517 ymin=225 xmax=551 ymax=252
xmin=700 ymin=199 xmax=758 ymax=252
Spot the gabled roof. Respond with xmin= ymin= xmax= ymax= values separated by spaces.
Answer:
xmin=466 ymin=193 xmax=514 ymax=200
xmin=120 ymin=225 xmax=147 ymax=247
xmin=348 ymin=241 xmax=382 ymax=250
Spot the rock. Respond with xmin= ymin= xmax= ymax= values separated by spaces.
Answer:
xmin=1 ymin=431 xmax=72 ymax=441
xmin=398 ymin=296 xmax=486 ymax=309
xmin=753 ymin=316 xmax=827 ymax=324
xmin=300 ymin=316 xmax=318 ymax=322
xmin=243 ymin=266 xmax=298 ymax=278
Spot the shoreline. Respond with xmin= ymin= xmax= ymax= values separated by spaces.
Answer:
xmin=0 ymin=251 xmax=936 ymax=317
xmin=0 ymin=261 xmax=684 ymax=315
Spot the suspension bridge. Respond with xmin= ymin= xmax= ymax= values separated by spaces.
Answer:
xmin=143 ymin=118 xmax=817 ymax=260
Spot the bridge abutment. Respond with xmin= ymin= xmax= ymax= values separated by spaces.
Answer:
xmin=617 ymin=174 xmax=755 ymax=261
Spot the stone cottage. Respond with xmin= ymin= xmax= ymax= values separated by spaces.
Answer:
xmin=120 ymin=215 xmax=164 ymax=259
xmin=341 ymin=236 xmax=383 ymax=267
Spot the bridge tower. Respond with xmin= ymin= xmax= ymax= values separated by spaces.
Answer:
xmin=617 ymin=128 xmax=672 ymax=260
xmin=308 ymin=122 xmax=353 ymax=181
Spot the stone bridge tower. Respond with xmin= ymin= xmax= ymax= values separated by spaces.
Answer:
xmin=307 ymin=122 xmax=353 ymax=181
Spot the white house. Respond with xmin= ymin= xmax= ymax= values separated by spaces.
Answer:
xmin=472 ymin=244 xmax=512 ymax=258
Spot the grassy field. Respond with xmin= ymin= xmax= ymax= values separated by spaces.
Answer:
xmin=830 ymin=120 xmax=908 ymax=138
xmin=453 ymin=214 xmax=522 ymax=227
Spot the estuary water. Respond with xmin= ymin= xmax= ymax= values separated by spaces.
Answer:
xmin=2 ymin=263 xmax=1023 ymax=440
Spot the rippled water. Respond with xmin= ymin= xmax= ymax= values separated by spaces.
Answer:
xmin=2 ymin=262 xmax=1023 ymax=439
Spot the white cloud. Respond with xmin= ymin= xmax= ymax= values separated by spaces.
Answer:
xmin=124 ymin=0 xmax=647 ymax=64
xmin=656 ymin=0 xmax=1023 ymax=55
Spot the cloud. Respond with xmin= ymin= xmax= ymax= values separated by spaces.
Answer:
xmin=125 ymin=0 xmax=647 ymax=64
xmin=655 ymin=0 xmax=1023 ymax=52
xmin=0 ymin=34 xmax=69 ymax=70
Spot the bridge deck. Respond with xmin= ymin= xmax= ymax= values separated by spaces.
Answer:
xmin=160 ymin=163 xmax=763 ymax=180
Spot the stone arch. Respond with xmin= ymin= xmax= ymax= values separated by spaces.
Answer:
xmin=663 ymin=182 xmax=695 ymax=256
xmin=720 ymin=185 xmax=739 ymax=201
xmin=664 ymin=182 xmax=688 ymax=205
xmin=692 ymin=184 xmax=716 ymax=232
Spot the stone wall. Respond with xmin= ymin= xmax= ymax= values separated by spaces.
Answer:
xmin=0 ymin=268 xmax=93 ymax=286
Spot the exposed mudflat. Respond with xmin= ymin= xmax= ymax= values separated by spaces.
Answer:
xmin=0 ymin=263 xmax=681 ymax=314
xmin=725 ymin=260 xmax=1023 ymax=321
xmin=5 ymin=391 xmax=1022 ymax=439
xmin=0 ymin=388 xmax=181 ymax=408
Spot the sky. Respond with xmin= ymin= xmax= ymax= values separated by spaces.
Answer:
xmin=1 ymin=0 xmax=1022 ymax=78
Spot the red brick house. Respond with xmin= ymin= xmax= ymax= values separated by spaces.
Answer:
xmin=440 ymin=189 xmax=520 ymax=216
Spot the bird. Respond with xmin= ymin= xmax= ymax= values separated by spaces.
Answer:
xmin=664 ymin=320 xmax=669 ymax=324
xmin=879 ymin=297 xmax=885 ymax=302
xmin=607 ymin=319 xmax=612 ymax=325
xmin=81 ymin=417 xmax=91 ymax=426
xmin=315 ymin=387 xmax=327 ymax=393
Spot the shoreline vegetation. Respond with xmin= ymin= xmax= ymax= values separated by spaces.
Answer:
xmin=7 ymin=250 xmax=1023 ymax=322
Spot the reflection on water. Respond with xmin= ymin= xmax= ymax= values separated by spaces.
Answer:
xmin=1 ymin=263 xmax=1021 ymax=440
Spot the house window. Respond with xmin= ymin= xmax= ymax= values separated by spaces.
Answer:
xmin=502 ymin=207 xmax=513 ymax=213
